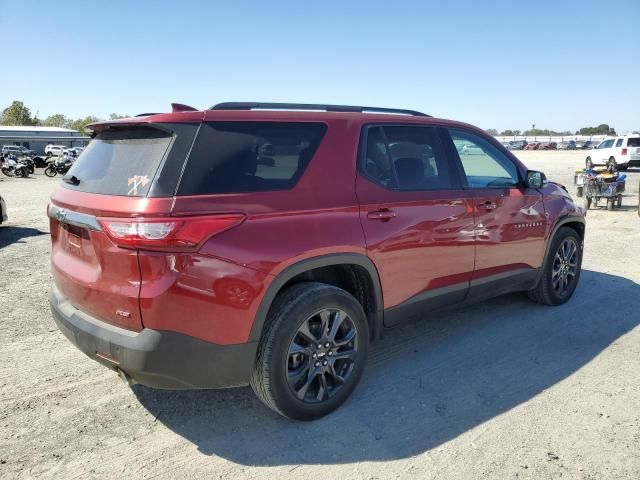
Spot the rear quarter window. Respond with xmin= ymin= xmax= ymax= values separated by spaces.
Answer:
xmin=176 ymin=122 xmax=326 ymax=195
xmin=627 ymin=137 xmax=640 ymax=147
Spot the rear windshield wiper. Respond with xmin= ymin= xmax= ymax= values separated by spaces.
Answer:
xmin=62 ymin=175 xmax=81 ymax=186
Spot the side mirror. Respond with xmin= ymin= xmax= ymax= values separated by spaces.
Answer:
xmin=526 ymin=170 xmax=546 ymax=188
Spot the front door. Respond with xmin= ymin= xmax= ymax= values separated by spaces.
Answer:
xmin=356 ymin=124 xmax=475 ymax=326
xmin=445 ymin=127 xmax=548 ymax=299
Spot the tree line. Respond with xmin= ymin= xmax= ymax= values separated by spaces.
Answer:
xmin=0 ymin=100 xmax=128 ymax=134
xmin=2 ymin=100 xmax=636 ymax=137
xmin=486 ymin=124 xmax=621 ymax=137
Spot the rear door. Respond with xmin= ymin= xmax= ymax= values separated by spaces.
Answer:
xmin=444 ymin=127 xmax=547 ymax=297
xmin=356 ymin=124 xmax=475 ymax=326
xmin=49 ymin=124 xmax=196 ymax=331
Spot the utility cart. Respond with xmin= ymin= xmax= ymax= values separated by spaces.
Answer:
xmin=578 ymin=173 xmax=626 ymax=210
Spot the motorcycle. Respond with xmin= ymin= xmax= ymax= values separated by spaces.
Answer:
xmin=44 ymin=156 xmax=73 ymax=177
xmin=1 ymin=154 xmax=30 ymax=178
xmin=20 ymin=156 xmax=35 ymax=174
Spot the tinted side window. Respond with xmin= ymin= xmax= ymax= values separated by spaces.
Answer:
xmin=448 ymin=128 xmax=520 ymax=188
xmin=627 ymin=137 xmax=640 ymax=147
xmin=177 ymin=122 xmax=326 ymax=195
xmin=361 ymin=125 xmax=455 ymax=190
xmin=615 ymin=138 xmax=624 ymax=147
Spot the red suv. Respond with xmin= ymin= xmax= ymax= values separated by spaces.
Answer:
xmin=49 ymin=102 xmax=586 ymax=420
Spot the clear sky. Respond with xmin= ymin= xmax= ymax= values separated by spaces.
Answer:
xmin=0 ymin=0 xmax=638 ymax=132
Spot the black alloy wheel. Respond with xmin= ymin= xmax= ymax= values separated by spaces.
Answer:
xmin=550 ymin=237 xmax=579 ymax=297
xmin=286 ymin=308 xmax=358 ymax=403
xmin=251 ymin=282 xmax=369 ymax=420
xmin=528 ymin=227 xmax=582 ymax=306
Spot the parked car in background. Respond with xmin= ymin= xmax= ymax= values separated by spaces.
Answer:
xmin=45 ymin=145 xmax=67 ymax=157
xmin=0 ymin=194 xmax=7 ymax=224
xmin=458 ymin=143 xmax=484 ymax=155
xmin=501 ymin=141 xmax=512 ymax=149
xmin=1 ymin=145 xmax=44 ymax=168
xmin=524 ymin=142 xmax=540 ymax=150
xmin=509 ymin=140 xmax=527 ymax=150
xmin=557 ymin=141 xmax=576 ymax=150
xmin=2 ymin=145 xmax=35 ymax=157
xmin=47 ymin=101 xmax=586 ymax=420
xmin=575 ymin=140 xmax=594 ymax=150
xmin=538 ymin=142 xmax=557 ymax=150
xmin=585 ymin=135 xmax=640 ymax=170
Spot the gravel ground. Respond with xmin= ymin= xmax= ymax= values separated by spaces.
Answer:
xmin=0 ymin=151 xmax=639 ymax=479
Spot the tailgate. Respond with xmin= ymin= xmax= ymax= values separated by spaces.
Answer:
xmin=49 ymin=192 xmax=175 ymax=331
xmin=49 ymin=201 xmax=143 ymax=330
xmin=47 ymin=123 xmax=193 ymax=331
xmin=627 ymin=138 xmax=640 ymax=159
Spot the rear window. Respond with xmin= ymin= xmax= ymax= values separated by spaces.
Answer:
xmin=627 ymin=137 xmax=640 ymax=147
xmin=176 ymin=122 xmax=326 ymax=195
xmin=63 ymin=127 xmax=173 ymax=196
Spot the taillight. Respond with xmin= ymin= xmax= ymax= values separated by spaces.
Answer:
xmin=98 ymin=215 xmax=245 ymax=251
xmin=621 ymin=148 xmax=627 ymax=155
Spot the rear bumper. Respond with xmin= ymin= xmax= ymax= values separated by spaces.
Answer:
xmin=49 ymin=287 xmax=257 ymax=389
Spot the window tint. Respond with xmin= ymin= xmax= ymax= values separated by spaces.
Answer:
xmin=599 ymin=140 xmax=614 ymax=148
xmin=361 ymin=125 xmax=454 ymax=190
xmin=448 ymin=128 xmax=520 ymax=188
xmin=177 ymin=122 xmax=326 ymax=195
xmin=627 ymin=137 xmax=640 ymax=147
xmin=615 ymin=138 xmax=624 ymax=147
xmin=63 ymin=127 xmax=173 ymax=196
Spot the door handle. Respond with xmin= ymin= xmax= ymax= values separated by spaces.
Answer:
xmin=476 ymin=201 xmax=497 ymax=211
xmin=367 ymin=209 xmax=396 ymax=221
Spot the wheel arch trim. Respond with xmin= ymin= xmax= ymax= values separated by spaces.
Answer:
xmin=248 ymin=253 xmax=384 ymax=342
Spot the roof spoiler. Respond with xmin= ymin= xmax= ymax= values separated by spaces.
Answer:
xmin=171 ymin=103 xmax=198 ymax=113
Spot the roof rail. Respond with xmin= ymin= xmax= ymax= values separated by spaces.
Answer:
xmin=210 ymin=102 xmax=430 ymax=117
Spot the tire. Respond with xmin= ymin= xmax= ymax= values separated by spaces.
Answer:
xmin=528 ymin=227 xmax=582 ymax=306
xmin=44 ymin=166 xmax=57 ymax=177
xmin=251 ymin=282 xmax=369 ymax=421
xmin=585 ymin=157 xmax=593 ymax=169
xmin=617 ymin=195 xmax=622 ymax=208
xmin=576 ymin=186 xmax=583 ymax=198
xmin=585 ymin=196 xmax=592 ymax=209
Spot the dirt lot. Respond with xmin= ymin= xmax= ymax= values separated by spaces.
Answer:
xmin=1 ymin=151 xmax=639 ymax=479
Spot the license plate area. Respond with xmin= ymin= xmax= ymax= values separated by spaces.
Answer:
xmin=61 ymin=223 xmax=90 ymax=254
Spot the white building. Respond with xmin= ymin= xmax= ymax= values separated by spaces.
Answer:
xmin=0 ymin=125 xmax=89 ymax=154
